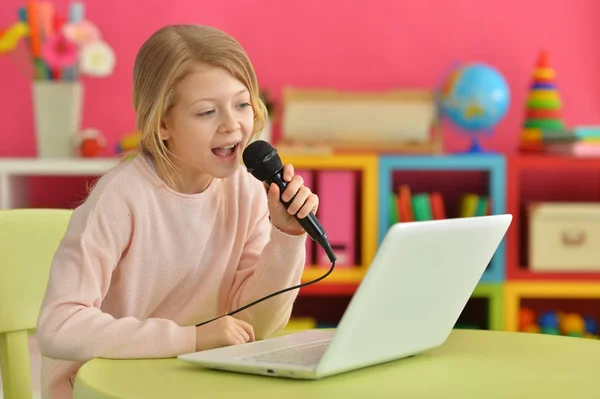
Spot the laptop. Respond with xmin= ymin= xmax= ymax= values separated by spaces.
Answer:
xmin=178 ymin=214 xmax=512 ymax=379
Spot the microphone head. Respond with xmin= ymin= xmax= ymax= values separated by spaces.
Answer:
xmin=242 ymin=140 xmax=283 ymax=181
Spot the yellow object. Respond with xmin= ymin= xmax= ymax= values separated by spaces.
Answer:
xmin=561 ymin=313 xmax=585 ymax=334
xmin=463 ymin=103 xmax=485 ymax=119
xmin=504 ymin=282 xmax=600 ymax=332
xmin=0 ymin=22 xmax=28 ymax=53
xmin=0 ymin=209 xmax=72 ymax=399
xmin=528 ymin=89 xmax=559 ymax=102
xmin=279 ymin=154 xmax=378 ymax=285
xmin=459 ymin=194 xmax=479 ymax=217
xmin=283 ymin=318 xmax=316 ymax=331
xmin=117 ymin=131 xmax=142 ymax=153
xmin=520 ymin=128 xmax=541 ymax=143
xmin=580 ymin=137 xmax=600 ymax=143
xmin=533 ymin=68 xmax=556 ymax=80
xmin=73 ymin=329 xmax=600 ymax=398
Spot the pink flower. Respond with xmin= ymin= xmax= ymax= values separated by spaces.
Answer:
xmin=41 ymin=33 xmax=78 ymax=69
xmin=62 ymin=20 xmax=100 ymax=46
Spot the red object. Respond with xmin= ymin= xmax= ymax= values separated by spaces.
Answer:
xmin=80 ymin=138 xmax=103 ymax=157
xmin=518 ymin=143 xmax=545 ymax=154
xmin=53 ymin=14 xmax=65 ymax=31
xmin=430 ymin=192 xmax=446 ymax=219
xmin=506 ymin=155 xmax=600 ymax=281
xmin=536 ymin=49 xmax=551 ymax=68
xmin=530 ymin=77 xmax=555 ymax=85
xmin=300 ymin=283 xmax=357 ymax=296
xmin=525 ymin=108 xmax=562 ymax=119
xmin=519 ymin=307 xmax=536 ymax=330
xmin=396 ymin=184 xmax=414 ymax=222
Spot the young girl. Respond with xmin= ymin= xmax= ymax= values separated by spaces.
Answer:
xmin=36 ymin=24 xmax=318 ymax=398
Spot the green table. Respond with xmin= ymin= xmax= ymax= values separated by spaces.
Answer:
xmin=73 ymin=329 xmax=600 ymax=398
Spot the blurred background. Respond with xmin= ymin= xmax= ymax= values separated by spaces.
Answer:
xmin=1 ymin=0 xmax=600 ymax=396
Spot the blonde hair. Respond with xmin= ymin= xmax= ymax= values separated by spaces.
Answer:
xmin=132 ymin=25 xmax=267 ymax=190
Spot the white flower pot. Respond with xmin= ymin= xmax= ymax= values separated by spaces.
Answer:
xmin=32 ymin=81 xmax=83 ymax=158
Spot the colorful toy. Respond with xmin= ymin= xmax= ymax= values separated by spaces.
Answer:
xmin=584 ymin=316 xmax=597 ymax=335
xmin=540 ymin=326 xmax=560 ymax=335
xmin=115 ymin=131 xmax=141 ymax=154
xmin=560 ymin=313 xmax=585 ymax=335
xmin=519 ymin=307 xmax=536 ymax=330
xmin=538 ymin=311 xmax=560 ymax=329
xmin=76 ymin=128 xmax=105 ymax=157
xmin=519 ymin=50 xmax=566 ymax=153
xmin=518 ymin=308 xmax=598 ymax=339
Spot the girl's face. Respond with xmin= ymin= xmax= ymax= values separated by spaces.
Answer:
xmin=160 ymin=62 xmax=255 ymax=192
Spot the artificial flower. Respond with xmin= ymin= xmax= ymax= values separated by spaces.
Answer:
xmin=62 ymin=20 xmax=100 ymax=46
xmin=0 ymin=22 xmax=28 ymax=54
xmin=41 ymin=32 xmax=78 ymax=69
xmin=79 ymin=39 xmax=115 ymax=77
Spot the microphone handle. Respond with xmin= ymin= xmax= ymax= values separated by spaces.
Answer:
xmin=266 ymin=171 xmax=337 ymax=263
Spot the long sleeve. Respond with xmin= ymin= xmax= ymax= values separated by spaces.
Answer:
xmin=226 ymin=190 xmax=307 ymax=339
xmin=36 ymin=199 xmax=196 ymax=363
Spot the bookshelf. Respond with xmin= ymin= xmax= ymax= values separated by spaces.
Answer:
xmin=504 ymin=154 xmax=600 ymax=339
xmin=278 ymin=153 xmax=379 ymax=295
xmin=506 ymin=154 xmax=600 ymax=281
xmin=377 ymin=154 xmax=507 ymax=283
xmin=6 ymin=152 xmax=598 ymax=336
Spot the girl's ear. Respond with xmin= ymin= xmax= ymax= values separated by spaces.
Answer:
xmin=159 ymin=117 xmax=171 ymax=140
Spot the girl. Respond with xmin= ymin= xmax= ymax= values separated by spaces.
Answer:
xmin=36 ymin=24 xmax=318 ymax=399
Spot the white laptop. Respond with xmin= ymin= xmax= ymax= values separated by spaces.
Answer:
xmin=178 ymin=214 xmax=512 ymax=379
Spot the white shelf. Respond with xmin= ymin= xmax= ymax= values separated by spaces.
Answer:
xmin=0 ymin=157 xmax=118 ymax=209
xmin=0 ymin=158 xmax=118 ymax=175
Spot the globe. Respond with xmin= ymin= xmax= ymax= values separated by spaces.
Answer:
xmin=437 ymin=62 xmax=510 ymax=153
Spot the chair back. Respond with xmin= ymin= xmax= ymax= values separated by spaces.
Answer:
xmin=0 ymin=209 xmax=72 ymax=399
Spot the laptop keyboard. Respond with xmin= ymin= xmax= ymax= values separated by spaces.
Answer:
xmin=240 ymin=341 xmax=329 ymax=366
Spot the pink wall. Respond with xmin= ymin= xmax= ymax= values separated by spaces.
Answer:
xmin=1 ymin=0 xmax=599 ymax=157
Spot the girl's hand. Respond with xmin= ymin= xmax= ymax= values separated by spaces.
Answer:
xmin=195 ymin=316 xmax=255 ymax=352
xmin=267 ymin=164 xmax=319 ymax=236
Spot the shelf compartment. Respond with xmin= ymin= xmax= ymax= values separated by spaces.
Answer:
xmin=504 ymin=282 xmax=600 ymax=333
xmin=378 ymin=154 xmax=507 ymax=283
xmin=507 ymin=155 xmax=600 ymax=281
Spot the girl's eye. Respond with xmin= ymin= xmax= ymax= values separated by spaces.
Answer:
xmin=197 ymin=110 xmax=214 ymax=117
xmin=239 ymin=102 xmax=251 ymax=109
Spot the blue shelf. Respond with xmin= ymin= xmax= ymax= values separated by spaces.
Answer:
xmin=377 ymin=154 xmax=507 ymax=283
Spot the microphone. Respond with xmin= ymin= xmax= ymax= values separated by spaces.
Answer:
xmin=242 ymin=140 xmax=337 ymax=263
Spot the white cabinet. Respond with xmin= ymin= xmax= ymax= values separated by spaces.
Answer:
xmin=0 ymin=158 xmax=117 ymax=209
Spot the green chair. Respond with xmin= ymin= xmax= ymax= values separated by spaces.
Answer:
xmin=0 ymin=209 xmax=72 ymax=399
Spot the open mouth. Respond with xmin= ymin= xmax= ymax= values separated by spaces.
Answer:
xmin=211 ymin=143 xmax=238 ymax=158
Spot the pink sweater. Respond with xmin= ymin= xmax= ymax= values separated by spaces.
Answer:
xmin=36 ymin=154 xmax=307 ymax=398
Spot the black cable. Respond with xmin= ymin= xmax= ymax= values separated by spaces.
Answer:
xmin=196 ymin=260 xmax=336 ymax=327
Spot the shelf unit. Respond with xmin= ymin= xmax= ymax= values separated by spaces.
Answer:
xmin=278 ymin=153 xmax=379 ymax=295
xmin=504 ymin=154 xmax=600 ymax=339
xmin=504 ymin=282 xmax=600 ymax=331
xmin=5 ymin=153 xmax=598 ymax=335
xmin=377 ymin=154 xmax=507 ymax=283
xmin=471 ymin=283 xmax=504 ymax=331
xmin=506 ymin=155 xmax=600 ymax=281
xmin=0 ymin=158 xmax=118 ymax=209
